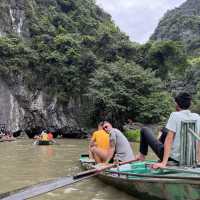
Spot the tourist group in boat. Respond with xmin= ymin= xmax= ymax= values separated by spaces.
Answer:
xmin=0 ymin=127 xmax=15 ymax=142
xmin=33 ymin=130 xmax=55 ymax=145
xmin=89 ymin=92 xmax=200 ymax=168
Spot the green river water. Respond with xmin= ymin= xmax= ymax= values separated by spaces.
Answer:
xmin=0 ymin=139 xmax=143 ymax=200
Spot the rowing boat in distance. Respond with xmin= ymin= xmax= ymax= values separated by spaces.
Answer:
xmin=33 ymin=140 xmax=55 ymax=145
xmin=80 ymin=154 xmax=200 ymax=200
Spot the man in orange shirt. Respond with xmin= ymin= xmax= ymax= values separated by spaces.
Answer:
xmin=89 ymin=122 xmax=109 ymax=163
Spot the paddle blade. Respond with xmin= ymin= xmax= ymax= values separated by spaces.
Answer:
xmin=0 ymin=177 xmax=73 ymax=200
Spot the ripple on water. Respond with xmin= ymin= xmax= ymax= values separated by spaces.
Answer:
xmin=64 ymin=187 xmax=79 ymax=194
xmin=46 ymin=192 xmax=60 ymax=197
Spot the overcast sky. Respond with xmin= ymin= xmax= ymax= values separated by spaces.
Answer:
xmin=96 ymin=0 xmax=186 ymax=43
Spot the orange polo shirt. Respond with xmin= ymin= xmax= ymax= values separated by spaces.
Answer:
xmin=92 ymin=130 xmax=109 ymax=150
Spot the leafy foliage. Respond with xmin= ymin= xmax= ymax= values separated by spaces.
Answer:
xmin=0 ymin=0 xmax=139 ymax=104
xmin=124 ymin=129 xmax=140 ymax=142
xmin=88 ymin=60 xmax=173 ymax=125
xmin=192 ymin=85 xmax=200 ymax=114
xmin=0 ymin=36 xmax=37 ymax=85
xmin=151 ymin=0 xmax=200 ymax=55
xmin=1 ymin=0 xmax=189 ymax=128
xmin=135 ymin=41 xmax=188 ymax=80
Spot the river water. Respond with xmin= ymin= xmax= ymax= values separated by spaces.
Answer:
xmin=0 ymin=139 xmax=145 ymax=200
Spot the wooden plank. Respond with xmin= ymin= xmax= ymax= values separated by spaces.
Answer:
xmin=163 ymin=166 xmax=200 ymax=175
xmin=107 ymin=170 xmax=200 ymax=180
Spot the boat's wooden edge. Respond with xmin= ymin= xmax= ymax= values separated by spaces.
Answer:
xmin=79 ymin=154 xmax=200 ymax=184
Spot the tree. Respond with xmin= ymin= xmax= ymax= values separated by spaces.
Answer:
xmin=88 ymin=59 xmax=173 ymax=126
xmin=136 ymin=41 xmax=188 ymax=80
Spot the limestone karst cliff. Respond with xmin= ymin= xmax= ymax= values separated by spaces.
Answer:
xmin=1 ymin=0 xmax=198 ymax=134
xmin=151 ymin=0 xmax=200 ymax=55
xmin=0 ymin=0 xmax=135 ymax=134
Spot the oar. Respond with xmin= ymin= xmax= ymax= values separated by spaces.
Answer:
xmin=0 ymin=159 xmax=137 ymax=200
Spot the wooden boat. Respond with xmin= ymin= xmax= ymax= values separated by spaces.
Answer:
xmin=80 ymin=154 xmax=200 ymax=200
xmin=34 ymin=140 xmax=54 ymax=145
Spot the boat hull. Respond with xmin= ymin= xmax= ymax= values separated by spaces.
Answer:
xmin=98 ymin=173 xmax=200 ymax=200
xmin=35 ymin=140 xmax=54 ymax=145
xmin=80 ymin=155 xmax=200 ymax=200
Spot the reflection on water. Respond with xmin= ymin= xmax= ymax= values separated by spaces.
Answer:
xmin=0 ymin=139 xmax=142 ymax=200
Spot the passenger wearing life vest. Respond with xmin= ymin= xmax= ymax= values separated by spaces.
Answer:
xmin=47 ymin=132 xmax=53 ymax=140
xmin=89 ymin=122 xmax=110 ymax=163
xmin=40 ymin=130 xmax=48 ymax=141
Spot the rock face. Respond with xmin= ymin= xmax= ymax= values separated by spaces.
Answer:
xmin=1 ymin=0 xmax=173 ymax=133
xmin=150 ymin=0 xmax=200 ymax=95
xmin=168 ymin=65 xmax=200 ymax=95
xmin=0 ymin=0 xmax=102 ymax=135
xmin=151 ymin=0 xmax=200 ymax=55
xmin=0 ymin=0 xmax=27 ymax=37
xmin=0 ymin=76 xmax=80 ymax=134
xmin=0 ymin=0 xmax=85 ymax=133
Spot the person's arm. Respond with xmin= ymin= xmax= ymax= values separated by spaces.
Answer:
xmin=88 ymin=133 xmax=96 ymax=159
xmin=105 ymin=139 xmax=115 ymax=163
xmin=152 ymin=130 xmax=175 ymax=169
xmin=89 ymin=138 xmax=95 ymax=147
xmin=89 ymin=132 xmax=96 ymax=147
xmin=105 ymin=130 xmax=117 ymax=163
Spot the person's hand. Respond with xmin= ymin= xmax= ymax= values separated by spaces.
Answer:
xmin=151 ymin=162 xmax=166 ymax=169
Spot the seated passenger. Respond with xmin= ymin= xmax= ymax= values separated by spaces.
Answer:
xmin=89 ymin=122 xmax=110 ymax=163
xmin=40 ymin=130 xmax=48 ymax=141
xmin=103 ymin=121 xmax=135 ymax=163
xmin=136 ymin=92 xmax=200 ymax=168
xmin=47 ymin=132 xmax=53 ymax=140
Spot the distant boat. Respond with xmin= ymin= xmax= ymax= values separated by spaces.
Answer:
xmin=25 ymin=127 xmax=60 ymax=139
xmin=80 ymin=154 xmax=200 ymax=200
xmin=34 ymin=140 xmax=55 ymax=145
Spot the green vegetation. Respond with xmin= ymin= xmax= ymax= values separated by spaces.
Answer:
xmin=135 ymin=41 xmax=188 ymax=80
xmin=193 ymin=87 xmax=200 ymax=113
xmin=124 ymin=129 xmax=140 ymax=142
xmin=189 ymin=58 xmax=200 ymax=113
xmin=0 ymin=36 xmax=35 ymax=85
xmin=149 ymin=0 xmax=200 ymax=114
xmin=151 ymin=0 xmax=200 ymax=56
xmin=88 ymin=59 xmax=173 ymax=125
xmin=0 ymin=0 xmax=137 ymax=103
xmin=0 ymin=0 xmax=199 ymax=128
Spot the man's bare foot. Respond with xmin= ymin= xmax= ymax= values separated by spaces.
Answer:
xmin=135 ymin=153 xmax=145 ymax=161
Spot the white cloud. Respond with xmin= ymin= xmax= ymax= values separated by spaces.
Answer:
xmin=96 ymin=0 xmax=186 ymax=43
